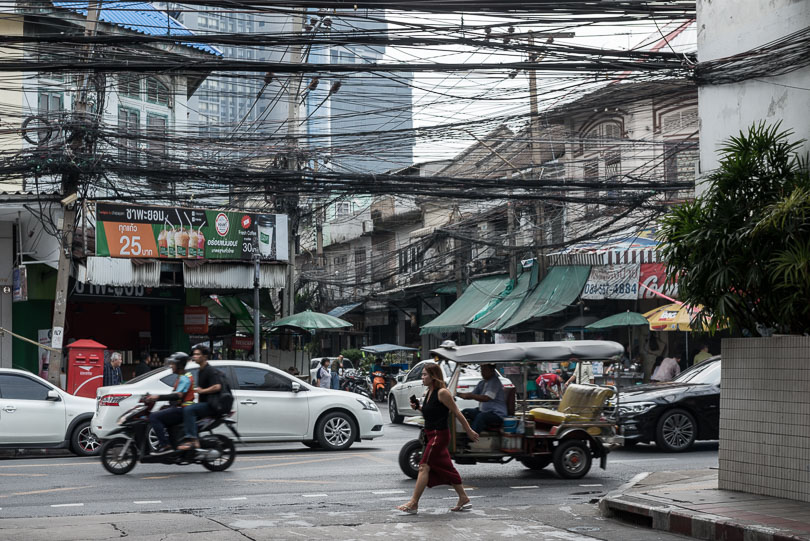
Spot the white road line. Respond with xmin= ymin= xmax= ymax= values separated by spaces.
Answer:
xmin=133 ymin=500 xmax=162 ymax=504
xmin=51 ymin=503 xmax=84 ymax=508
xmin=372 ymin=490 xmax=406 ymax=495
xmin=509 ymin=485 xmax=539 ymax=489
xmin=221 ymin=497 xmax=247 ymax=501
xmin=301 ymin=493 xmax=328 ymax=498
xmin=441 ymin=495 xmax=483 ymax=500
xmin=579 ymin=484 xmax=603 ymax=487
xmin=447 ymin=488 xmax=476 ymax=491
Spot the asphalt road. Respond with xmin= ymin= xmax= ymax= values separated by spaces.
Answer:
xmin=0 ymin=405 xmax=717 ymax=540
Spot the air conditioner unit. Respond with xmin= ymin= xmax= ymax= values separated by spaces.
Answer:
xmin=362 ymin=220 xmax=374 ymax=234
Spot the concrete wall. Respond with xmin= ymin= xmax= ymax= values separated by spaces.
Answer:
xmin=719 ymin=336 xmax=810 ymax=502
xmin=0 ymin=15 xmax=23 ymax=192
xmin=697 ymin=0 xmax=810 ymax=186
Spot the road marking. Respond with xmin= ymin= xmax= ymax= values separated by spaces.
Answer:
xmin=442 ymin=495 xmax=483 ymax=500
xmin=221 ymin=497 xmax=247 ymax=501
xmin=301 ymin=493 xmax=328 ymax=498
xmin=0 ymin=486 xmax=93 ymax=499
xmin=233 ymin=456 xmax=349 ymax=472
xmin=579 ymin=484 xmax=603 ymax=487
xmin=142 ymin=475 xmax=177 ymax=480
xmin=372 ymin=490 xmax=406 ymax=495
xmin=51 ymin=503 xmax=84 ymax=508
xmin=0 ymin=473 xmax=47 ymax=477
xmin=134 ymin=500 xmax=162 ymax=504
xmin=447 ymin=487 xmax=476 ymax=491
xmin=510 ymin=485 xmax=539 ymax=489
xmin=227 ymin=478 xmax=336 ymax=485
xmin=0 ymin=463 xmax=85 ymax=469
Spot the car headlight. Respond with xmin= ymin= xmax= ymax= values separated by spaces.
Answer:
xmin=356 ymin=398 xmax=378 ymax=411
xmin=618 ymin=402 xmax=658 ymax=417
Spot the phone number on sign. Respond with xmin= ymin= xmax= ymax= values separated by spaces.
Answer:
xmin=583 ymin=283 xmax=638 ymax=296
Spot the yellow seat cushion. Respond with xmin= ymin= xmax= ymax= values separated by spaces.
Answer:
xmin=530 ymin=384 xmax=615 ymax=425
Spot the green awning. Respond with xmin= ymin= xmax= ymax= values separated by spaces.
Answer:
xmin=218 ymin=296 xmax=253 ymax=322
xmin=435 ymin=283 xmax=467 ymax=295
xmin=467 ymin=266 xmax=591 ymax=332
xmin=420 ymin=275 xmax=509 ymax=335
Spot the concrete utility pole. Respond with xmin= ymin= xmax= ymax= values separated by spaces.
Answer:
xmin=283 ymin=9 xmax=304 ymax=317
xmin=253 ymin=253 xmax=261 ymax=362
xmin=528 ymin=32 xmax=548 ymax=281
xmin=48 ymin=0 xmax=102 ymax=386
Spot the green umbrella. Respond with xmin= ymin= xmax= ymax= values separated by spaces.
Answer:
xmin=586 ymin=311 xmax=650 ymax=329
xmin=270 ymin=310 xmax=353 ymax=332
xmin=586 ymin=311 xmax=649 ymax=357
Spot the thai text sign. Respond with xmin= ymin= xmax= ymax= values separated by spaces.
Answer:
xmin=183 ymin=306 xmax=209 ymax=334
xmin=582 ymin=264 xmax=640 ymax=300
xmin=95 ymin=203 xmax=288 ymax=262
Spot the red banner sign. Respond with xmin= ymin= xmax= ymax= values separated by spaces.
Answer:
xmin=639 ymin=263 xmax=679 ymax=300
xmin=231 ymin=336 xmax=254 ymax=351
xmin=183 ymin=306 xmax=209 ymax=334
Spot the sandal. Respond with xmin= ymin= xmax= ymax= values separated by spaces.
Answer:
xmin=396 ymin=504 xmax=418 ymax=515
xmin=450 ymin=501 xmax=472 ymax=512
xmin=177 ymin=440 xmax=199 ymax=451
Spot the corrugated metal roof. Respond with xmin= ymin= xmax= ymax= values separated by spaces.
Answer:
xmin=81 ymin=256 xmax=161 ymax=286
xmin=183 ymin=263 xmax=285 ymax=289
xmin=52 ymin=1 xmax=222 ymax=56
xmin=326 ymin=302 xmax=362 ymax=318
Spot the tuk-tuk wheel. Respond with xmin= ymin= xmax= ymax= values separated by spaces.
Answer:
xmin=519 ymin=456 xmax=551 ymax=470
xmin=399 ymin=439 xmax=423 ymax=479
xmin=553 ymin=440 xmax=592 ymax=479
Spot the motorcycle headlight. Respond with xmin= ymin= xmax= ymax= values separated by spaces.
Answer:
xmin=617 ymin=402 xmax=658 ymax=417
xmin=356 ymin=397 xmax=378 ymax=411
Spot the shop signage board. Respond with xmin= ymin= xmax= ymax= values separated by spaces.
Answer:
xmin=183 ymin=306 xmax=209 ymax=334
xmin=12 ymin=266 xmax=27 ymax=302
xmin=582 ymin=264 xmax=640 ymax=300
xmin=638 ymin=263 xmax=678 ymax=299
xmin=95 ymin=203 xmax=289 ymax=262
xmin=231 ymin=336 xmax=254 ymax=351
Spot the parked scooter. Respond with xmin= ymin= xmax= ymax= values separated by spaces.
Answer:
xmin=99 ymin=397 xmax=240 ymax=475
xmin=340 ymin=369 xmax=372 ymax=399
xmin=371 ymin=370 xmax=396 ymax=402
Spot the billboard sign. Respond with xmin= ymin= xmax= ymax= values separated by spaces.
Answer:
xmin=95 ymin=203 xmax=288 ymax=262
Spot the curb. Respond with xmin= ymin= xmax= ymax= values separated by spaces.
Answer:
xmin=601 ymin=492 xmax=809 ymax=541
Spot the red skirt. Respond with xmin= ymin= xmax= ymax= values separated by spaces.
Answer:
xmin=420 ymin=429 xmax=462 ymax=488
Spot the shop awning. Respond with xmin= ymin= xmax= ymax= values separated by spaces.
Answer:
xmin=467 ymin=266 xmax=591 ymax=332
xmin=81 ymin=256 xmax=161 ymax=287
xmin=420 ymin=275 xmax=509 ymax=335
xmin=548 ymin=232 xmax=660 ymax=266
xmin=327 ymin=302 xmax=362 ymax=318
xmin=435 ymin=283 xmax=467 ymax=295
xmin=361 ymin=344 xmax=418 ymax=354
xmin=183 ymin=262 xmax=285 ymax=289
xmin=466 ymin=273 xmax=530 ymax=332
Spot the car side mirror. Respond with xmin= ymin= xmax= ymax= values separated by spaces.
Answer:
xmin=397 ymin=374 xmax=406 ymax=383
xmin=47 ymin=390 xmax=61 ymax=401
xmin=291 ymin=381 xmax=301 ymax=393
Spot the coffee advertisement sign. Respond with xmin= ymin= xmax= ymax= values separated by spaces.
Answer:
xmin=95 ymin=203 xmax=288 ymax=262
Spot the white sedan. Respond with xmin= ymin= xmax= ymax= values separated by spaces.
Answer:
xmin=387 ymin=360 xmax=514 ymax=423
xmin=92 ymin=361 xmax=384 ymax=451
xmin=0 ymin=368 xmax=99 ymax=456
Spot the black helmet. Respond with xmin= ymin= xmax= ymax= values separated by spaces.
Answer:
xmin=165 ymin=352 xmax=189 ymax=371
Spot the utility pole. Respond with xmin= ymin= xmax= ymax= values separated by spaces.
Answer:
xmin=253 ymin=253 xmax=261 ymax=362
xmin=48 ymin=0 xmax=102 ymax=386
xmin=528 ymin=32 xmax=548 ymax=281
xmin=283 ymin=9 xmax=304 ymax=317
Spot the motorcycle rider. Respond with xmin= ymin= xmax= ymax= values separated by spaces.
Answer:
xmin=145 ymin=352 xmax=195 ymax=453
xmin=178 ymin=346 xmax=222 ymax=451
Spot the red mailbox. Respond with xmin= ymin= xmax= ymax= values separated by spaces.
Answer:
xmin=67 ymin=339 xmax=107 ymax=398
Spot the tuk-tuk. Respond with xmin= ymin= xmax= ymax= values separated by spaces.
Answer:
xmin=398 ymin=340 xmax=623 ymax=480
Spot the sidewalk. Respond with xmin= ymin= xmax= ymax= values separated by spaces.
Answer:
xmin=600 ymin=469 xmax=810 ymax=541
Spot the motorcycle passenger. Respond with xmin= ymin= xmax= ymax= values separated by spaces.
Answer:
xmin=178 ymin=346 xmax=222 ymax=451
xmin=145 ymin=353 xmax=195 ymax=453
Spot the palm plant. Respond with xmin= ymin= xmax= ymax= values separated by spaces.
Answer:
xmin=658 ymin=122 xmax=810 ymax=334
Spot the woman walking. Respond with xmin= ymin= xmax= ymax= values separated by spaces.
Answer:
xmin=397 ymin=364 xmax=479 ymax=515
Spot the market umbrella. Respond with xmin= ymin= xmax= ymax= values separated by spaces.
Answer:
xmin=643 ymin=303 xmax=706 ymax=332
xmin=270 ymin=310 xmax=353 ymax=332
xmin=270 ymin=311 xmax=353 ymax=374
xmin=586 ymin=310 xmax=650 ymax=353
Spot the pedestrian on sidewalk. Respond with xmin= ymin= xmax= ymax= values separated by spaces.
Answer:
xmin=565 ymin=357 xmax=594 ymax=386
xmin=316 ymin=358 xmax=331 ymax=389
xmin=651 ymin=355 xmax=681 ymax=382
xmin=103 ymin=351 xmax=124 ymax=386
xmin=693 ymin=343 xmax=713 ymax=365
xmin=135 ymin=352 xmax=151 ymax=377
xmin=331 ymin=358 xmax=341 ymax=389
xmin=396 ymin=363 xmax=478 ymax=515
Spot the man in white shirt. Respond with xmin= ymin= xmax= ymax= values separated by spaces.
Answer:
xmin=565 ymin=357 xmax=594 ymax=386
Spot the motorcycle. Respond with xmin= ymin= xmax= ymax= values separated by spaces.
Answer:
xmin=99 ymin=397 xmax=241 ymax=475
xmin=340 ymin=369 xmax=372 ymax=399
xmin=371 ymin=370 xmax=395 ymax=402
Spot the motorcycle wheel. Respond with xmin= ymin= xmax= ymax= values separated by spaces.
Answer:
xmin=398 ymin=439 xmax=423 ymax=479
xmin=100 ymin=437 xmax=138 ymax=475
xmin=375 ymin=388 xmax=385 ymax=402
xmin=201 ymin=435 xmax=237 ymax=472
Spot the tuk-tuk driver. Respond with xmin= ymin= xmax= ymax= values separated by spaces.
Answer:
xmin=458 ymin=363 xmax=507 ymax=432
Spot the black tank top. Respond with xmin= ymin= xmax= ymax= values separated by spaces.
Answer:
xmin=422 ymin=388 xmax=449 ymax=430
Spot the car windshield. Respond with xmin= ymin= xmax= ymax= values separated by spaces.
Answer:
xmin=673 ymin=360 xmax=721 ymax=385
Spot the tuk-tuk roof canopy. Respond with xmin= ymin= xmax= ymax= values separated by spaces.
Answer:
xmin=430 ymin=340 xmax=623 ymax=364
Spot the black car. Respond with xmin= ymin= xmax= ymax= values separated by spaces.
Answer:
xmin=617 ymin=356 xmax=721 ymax=452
